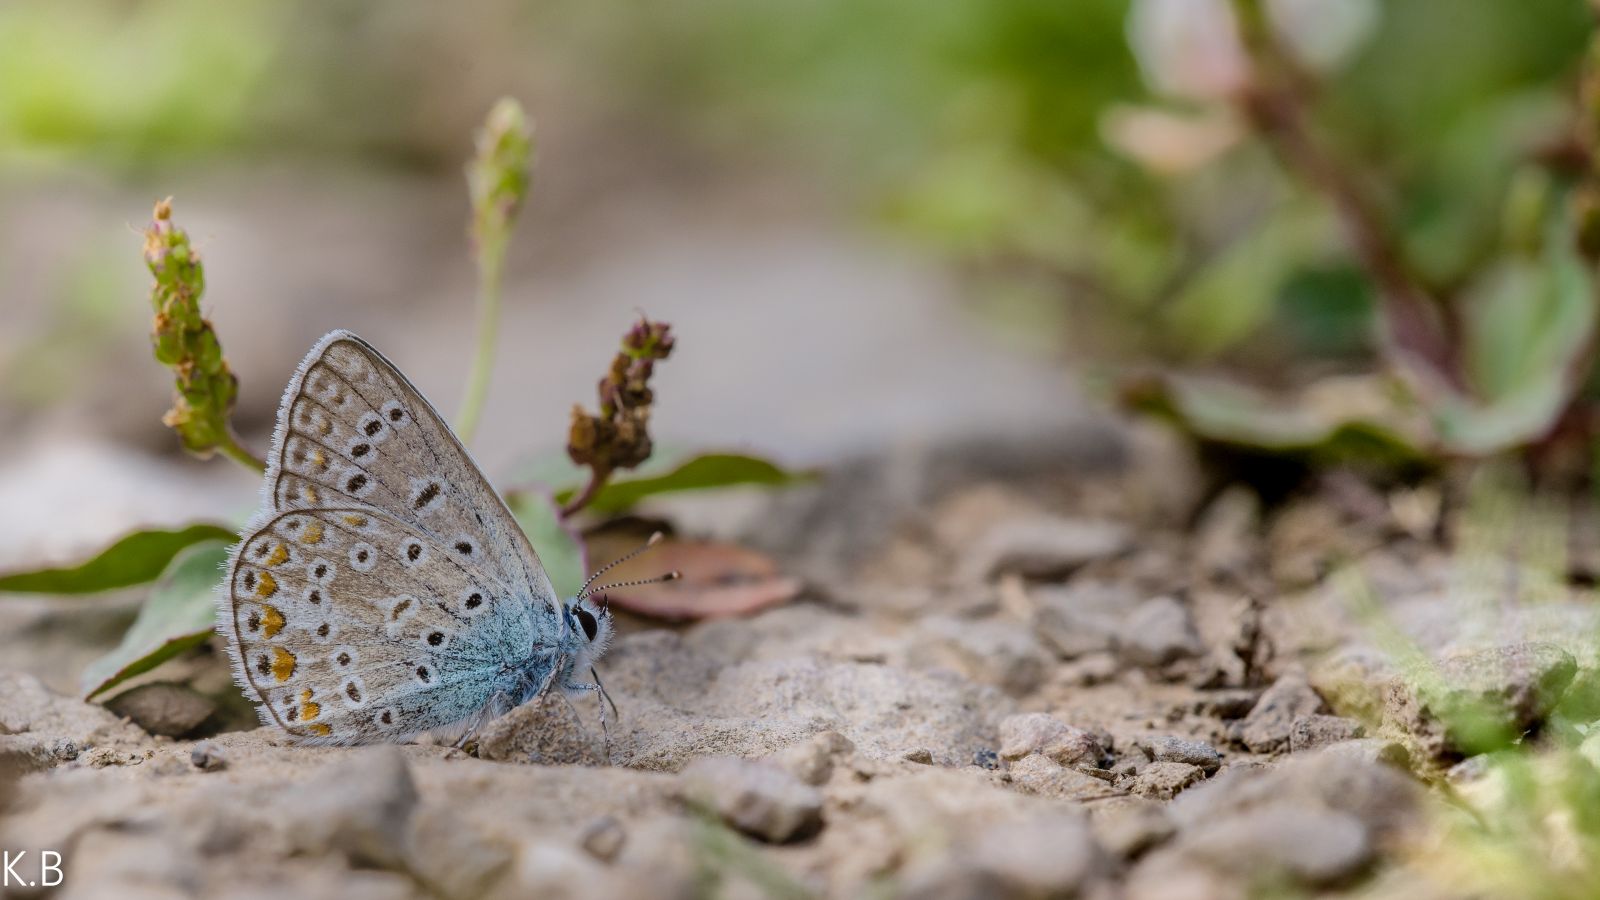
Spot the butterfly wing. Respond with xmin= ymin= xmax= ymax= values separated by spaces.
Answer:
xmin=222 ymin=330 xmax=563 ymax=743
xmin=226 ymin=507 xmax=559 ymax=743
xmin=265 ymin=330 xmax=556 ymax=608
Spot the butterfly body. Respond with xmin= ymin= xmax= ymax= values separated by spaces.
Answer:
xmin=220 ymin=331 xmax=613 ymax=745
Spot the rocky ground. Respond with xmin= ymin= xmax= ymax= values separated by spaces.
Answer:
xmin=0 ymin=423 xmax=1595 ymax=899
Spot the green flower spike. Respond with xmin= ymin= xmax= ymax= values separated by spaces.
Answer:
xmin=142 ymin=198 xmax=263 ymax=472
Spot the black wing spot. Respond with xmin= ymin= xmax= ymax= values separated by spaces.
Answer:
xmin=454 ymin=541 xmax=473 ymax=555
xmin=427 ymin=631 xmax=444 ymax=646
xmin=465 ymin=592 xmax=483 ymax=610
xmin=317 ymin=623 xmax=330 ymax=638
xmin=413 ymin=482 xmax=440 ymax=509
xmin=364 ymin=419 xmax=383 ymax=436
xmin=346 ymin=473 xmax=367 ymax=493
xmin=407 ymin=543 xmax=422 ymax=562
xmin=351 ymin=443 xmax=371 ymax=458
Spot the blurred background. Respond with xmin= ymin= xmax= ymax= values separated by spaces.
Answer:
xmin=1 ymin=0 xmax=1593 ymax=566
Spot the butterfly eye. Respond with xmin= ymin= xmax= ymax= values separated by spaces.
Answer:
xmin=574 ymin=607 xmax=599 ymax=642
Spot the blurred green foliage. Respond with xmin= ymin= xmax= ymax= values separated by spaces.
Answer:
xmin=3 ymin=0 xmax=1598 ymax=459
xmin=601 ymin=0 xmax=1589 ymax=368
xmin=0 ymin=0 xmax=284 ymax=161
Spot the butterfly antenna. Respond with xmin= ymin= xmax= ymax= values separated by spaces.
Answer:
xmin=577 ymin=532 xmax=666 ymax=599
xmin=587 ymin=571 xmax=681 ymax=597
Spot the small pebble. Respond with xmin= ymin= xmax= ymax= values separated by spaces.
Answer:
xmin=768 ymin=730 xmax=854 ymax=786
xmin=1384 ymin=641 xmax=1577 ymax=759
xmin=677 ymin=757 xmax=823 ymax=843
xmin=1116 ymin=596 xmax=1204 ymax=669
xmin=1288 ymin=714 xmax=1363 ymax=753
xmin=104 ymin=682 xmax=217 ymax=739
xmin=190 ymin=740 xmax=226 ymax=771
xmin=1238 ymin=672 xmax=1325 ymax=753
xmin=998 ymin=713 xmax=1104 ymax=767
xmin=1127 ymin=762 xmax=1206 ymax=800
xmin=579 ymin=815 xmax=627 ymax=862
xmin=1009 ymin=755 xmax=1117 ymax=801
xmin=965 ymin=516 xmax=1132 ymax=581
xmin=902 ymin=747 xmax=934 ymax=765
xmin=1093 ymin=799 xmax=1176 ymax=859
xmin=1139 ymin=735 xmax=1221 ymax=774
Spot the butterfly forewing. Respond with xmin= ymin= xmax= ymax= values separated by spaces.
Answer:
xmin=267 ymin=331 xmax=554 ymax=605
xmin=223 ymin=330 xmax=562 ymax=743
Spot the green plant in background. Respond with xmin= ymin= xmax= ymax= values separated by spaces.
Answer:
xmin=0 ymin=98 xmax=806 ymax=700
xmin=1329 ymin=470 xmax=1600 ymax=898
xmin=585 ymin=0 xmax=1600 ymax=473
xmin=456 ymin=97 xmax=534 ymax=445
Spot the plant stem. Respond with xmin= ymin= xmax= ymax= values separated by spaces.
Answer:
xmin=1228 ymin=0 xmax=1463 ymax=396
xmin=218 ymin=430 xmax=267 ymax=474
xmin=559 ymin=465 xmax=610 ymax=519
xmin=456 ymin=234 xmax=506 ymax=445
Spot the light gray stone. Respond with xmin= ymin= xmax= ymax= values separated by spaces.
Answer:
xmin=1238 ymin=672 xmax=1325 ymax=753
xmin=677 ymin=757 xmax=823 ymax=843
xmin=998 ymin=713 xmax=1104 ymax=767
xmin=1116 ymin=596 xmax=1204 ymax=668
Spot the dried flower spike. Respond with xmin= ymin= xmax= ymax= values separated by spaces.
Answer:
xmin=143 ymin=199 xmax=263 ymax=472
xmin=562 ymin=317 xmax=676 ymax=517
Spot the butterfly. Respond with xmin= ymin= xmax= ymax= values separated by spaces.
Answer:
xmin=219 ymin=330 xmax=669 ymax=746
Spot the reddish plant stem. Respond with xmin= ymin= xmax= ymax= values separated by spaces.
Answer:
xmin=559 ymin=467 xmax=611 ymax=519
xmin=1228 ymin=0 xmax=1464 ymax=396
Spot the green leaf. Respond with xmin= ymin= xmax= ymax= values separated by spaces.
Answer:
xmin=81 ymin=540 xmax=229 ymax=699
xmin=0 ymin=523 xmax=236 ymax=595
xmin=1163 ymin=207 xmax=1327 ymax=359
xmin=510 ymin=491 xmax=588 ymax=599
xmin=559 ymin=452 xmax=814 ymax=515
xmin=1123 ymin=373 xmax=1431 ymax=469
xmin=1437 ymin=236 xmax=1597 ymax=454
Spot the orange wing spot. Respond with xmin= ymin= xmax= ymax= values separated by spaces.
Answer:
xmin=343 ymin=514 xmax=368 ymax=527
xmin=310 ymin=449 xmax=326 ymax=470
xmin=308 ymin=723 xmax=332 ymax=737
xmin=304 ymin=485 xmax=320 ymax=504
xmin=261 ymin=605 xmax=286 ymax=638
xmin=302 ymin=700 xmax=321 ymax=721
xmin=300 ymin=688 xmax=314 ymax=702
xmin=256 ymin=572 xmax=278 ymax=599
xmin=271 ymin=647 xmax=297 ymax=682
xmin=265 ymin=544 xmax=290 ymax=567
xmin=301 ymin=521 xmax=324 ymax=545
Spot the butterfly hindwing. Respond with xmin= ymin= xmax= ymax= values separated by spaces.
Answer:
xmin=226 ymin=506 xmax=552 ymax=743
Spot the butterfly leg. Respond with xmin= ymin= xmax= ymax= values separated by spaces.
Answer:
xmin=562 ymin=678 xmax=612 ymax=763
